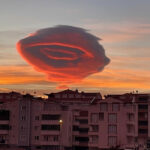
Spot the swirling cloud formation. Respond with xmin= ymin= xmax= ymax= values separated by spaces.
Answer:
xmin=16 ymin=25 xmax=110 ymax=86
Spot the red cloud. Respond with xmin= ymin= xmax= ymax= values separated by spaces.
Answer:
xmin=16 ymin=25 xmax=110 ymax=86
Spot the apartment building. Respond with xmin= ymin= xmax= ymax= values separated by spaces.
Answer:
xmin=0 ymin=90 xmax=149 ymax=150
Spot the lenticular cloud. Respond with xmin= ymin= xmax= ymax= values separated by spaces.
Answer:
xmin=16 ymin=25 xmax=110 ymax=86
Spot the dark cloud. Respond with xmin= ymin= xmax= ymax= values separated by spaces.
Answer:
xmin=16 ymin=25 xmax=110 ymax=87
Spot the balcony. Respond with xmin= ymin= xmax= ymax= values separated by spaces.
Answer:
xmin=40 ymin=141 xmax=59 ymax=145
xmin=0 ymin=130 xmax=9 ymax=134
xmin=41 ymin=120 xmax=60 ymax=125
xmin=88 ymin=131 xmax=99 ymax=135
xmin=41 ymin=130 xmax=60 ymax=135
xmin=0 ymin=120 xmax=9 ymax=124
xmin=79 ymin=142 xmax=88 ymax=147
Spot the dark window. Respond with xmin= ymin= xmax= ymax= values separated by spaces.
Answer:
xmin=61 ymin=106 xmax=68 ymax=111
xmin=35 ymin=136 xmax=39 ymax=140
xmin=0 ymin=110 xmax=9 ymax=120
xmin=35 ymin=116 xmax=39 ymax=120
xmin=138 ymin=112 xmax=148 ymax=119
xmin=138 ymin=121 xmax=148 ymax=126
xmin=80 ymin=111 xmax=88 ymax=117
xmin=138 ymin=96 xmax=148 ymax=102
xmin=138 ymin=105 xmax=148 ymax=109
xmin=138 ymin=129 xmax=148 ymax=134
xmin=75 ymin=137 xmax=89 ymax=142
xmin=21 ymin=116 xmax=26 ymax=121
xmin=79 ymin=119 xmax=88 ymax=124
xmin=99 ymin=113 xmax=104 ymax=121
xmin=79 ymin=128 xmax=88 ymax=133
xmin=91 ymin=125 xmax=99 ymax=132
xmin=21 ymin=106 xmax=26 ymax=110
xmin=0 ymin=124 xmax=9 ymax=130
xmin=73 ymin=126 xmax=79 ymax=131
xmin=42 ymin=114 xmax=60 ymax=120
xmin=41 ymin=125 xmax=60 ymax=130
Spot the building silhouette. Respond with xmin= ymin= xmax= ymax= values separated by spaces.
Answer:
xmin=0 ymin=90 xmax=149 ymax=150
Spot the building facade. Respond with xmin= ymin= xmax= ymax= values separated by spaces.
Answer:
xmin=0 ymin=90 xmax=149 ymax=150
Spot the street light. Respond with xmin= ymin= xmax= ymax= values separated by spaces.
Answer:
xmin=59 ymin=119 xmax=63 ymax=150
xmin=59 ymin=119 xmax=63 ymax=124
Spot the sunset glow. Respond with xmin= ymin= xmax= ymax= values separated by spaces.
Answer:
xmin=0 ymin=0 xmax=150 ymax=96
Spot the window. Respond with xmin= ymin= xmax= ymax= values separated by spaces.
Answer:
xmin=21 ymin=126 xmax=25 ymax=130
xmin=127 ymin=136 xmax=134 ymax=144
xmin=138 ymin=112 xmax=148 ymax=119
xmin=20 ymin=135 xmax=26 ymax=141
xmin=99 ymin=113 xmax=104 ymax=121
xmin=75 ymin=137 xmax=89 ymax=142
xmin=138 ymin=96 xmax=148 ymax=102
xmin=108 ymin=125 xmax=117 ymax=134
xmin=55 ymin=94 xmax=60 ymax=98
xmin=61 ymin=106 xmax=68 ymax=111
xmin=91 ymin=135 xmax=98 ymax=143
xmin=91 ymin=113 xmax=99 ymax=123
xmin=41 ymin=125 xmax=60 ymax=131
xmin=108 ymin=114 xmax=117 ymax=123
xmin=21 ymin=106 xmax=26 ymax=110
xmin=62 ymin=94 xmax=67 ymax=98
xmin=21 ymin=116 xmax=26 ymax=121
xmin=0 ymin=110 xmax=10 ymax=120
xmin=43 ymin=135 xmax=59 ymax=142
xmin=138 ymin=129 xmax=148 ymax=134
xmin=69 ymin=94 xmax=74 ymax=98
xmin=138 ymin=104 xmax=148 ymax=110
xmin=127 ymin=113 xmax=134 ymax=121
xmin=35 ymin=136 xmax=39 ymax=140
xmin=79 ymin=128 xmax=88 ymax=133
xmin=80 ymin=111 xmax=88 ymax=117
xmin=112 ymin=103 xmax=120 ymax=111
xmin=100 ymin=103 xmax=108 ymax=111
xmin=35 ymin=116 xmax=39 ymax=120
xmin=79 ymin=119 xmax=88 ymax=124
xmin=0 ymin=124 xmax=9 ymax=130
xmin=108 ymin=136 xmax=117 ymax=146
xmin=91 ymin=125 xmax=99 ymax=132
xmin=73 ymin=126 xmax=79 ymax=131
xmin=34 ymin=126 xmax=39 ymax=130
xmin=127 ymin=125 xmax=134 ymax=133
xmin=138 ymin=121 xmax=148 ymax=126
xmin=42 ymin=114 xmax=60 ymax=120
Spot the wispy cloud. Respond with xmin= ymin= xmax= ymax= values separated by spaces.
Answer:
xmin=75 ymin=68 xmax=150 ymax=90
xmin=0 ymin=65 xmax=46 ymax=85
xmin=83 ymin=22 xmax=150 ymax=43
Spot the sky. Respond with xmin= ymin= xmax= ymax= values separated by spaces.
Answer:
xmin=0 ymin=0 xmax=150 ymax=96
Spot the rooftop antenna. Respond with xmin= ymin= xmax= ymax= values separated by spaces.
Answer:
xmin=90 ymin=97 xmax=96 ymax=104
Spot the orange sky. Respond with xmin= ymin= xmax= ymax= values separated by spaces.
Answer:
xmin=0 ymin=1 xmax=150 ymax=96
